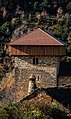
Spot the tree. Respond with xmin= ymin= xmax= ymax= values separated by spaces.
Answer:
xmin=43 ymin=0 xmax=48 ymax=8
xmin=34 ymin=2 xmax=39 ymax=12
xmin=66 ymin=2 xmax=71 ymax=13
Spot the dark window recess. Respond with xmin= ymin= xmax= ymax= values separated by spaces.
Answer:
xmin=36 ymin=58 xmax=38 ymax=64
xmin=33 ymin=58 xmax=35 ymax=65
xmin=33 ymin=58 xmax=38 ymax=65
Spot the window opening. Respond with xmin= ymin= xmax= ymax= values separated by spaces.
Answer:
xmin=33 ymin=57 xmax=38 ymax=65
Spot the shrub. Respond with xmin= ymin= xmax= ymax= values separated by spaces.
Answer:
xmin=0 ymin=108 xmax=9 ymax=119
xmin=0 ymin=101 xmax=70 ymax=119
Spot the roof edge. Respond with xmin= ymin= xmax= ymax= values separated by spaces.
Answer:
xmin=8 ymin=28 xmax=67 ymax=46
xmin=38 ymin=28 xmax=67 ymax=46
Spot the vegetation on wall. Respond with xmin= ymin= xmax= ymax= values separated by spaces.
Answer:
xmin=0 ymin=101 xmax=71 ymax=119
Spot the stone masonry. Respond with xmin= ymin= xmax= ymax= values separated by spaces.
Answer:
xmin=12 ymin=56 xmax=61 ymax=100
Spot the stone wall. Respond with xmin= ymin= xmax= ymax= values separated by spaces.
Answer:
xmin=13 ymin=56 xmax=61 ymax=100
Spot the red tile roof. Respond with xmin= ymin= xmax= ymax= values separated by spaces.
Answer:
xmin=9 ymin=28 xmax=66 ymax=46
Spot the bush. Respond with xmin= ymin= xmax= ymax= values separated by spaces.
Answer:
xmin=0 ymin=22 xmax=9 ymax=34
xmin=0 ymin=108 xmax=9 ymax=119
xmin=0 ymin=101 xmax=70 ymax=119
xmin=67 ymin=45 xmax=71 ymax=52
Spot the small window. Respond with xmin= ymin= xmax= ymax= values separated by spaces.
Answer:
xmin=36 ymin=58 xmax=38 ymax=64
xmin=33 ymin=57 xmax=38 ymax=65
xmin=33 ymin=58 xmax=35 ymax=65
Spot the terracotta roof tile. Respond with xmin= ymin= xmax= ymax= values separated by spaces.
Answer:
xmin=9 ymin=28 xmax=66 ymax=46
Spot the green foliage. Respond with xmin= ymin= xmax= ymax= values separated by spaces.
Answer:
xmin=43 ymin=0 xmax=48 ymax=8
xmin=34 ymin=2 xmax=39 ymax=12
xmin=0 ymin=101 xmax=70 ymax=119
xmin=67 ymin=45 xmax=71 ymax=52
xmin=66 ymin=2 xmax=71 ymax=13
xmin=48 ymin=22 xmax=69 ymax=40
xmin=0 ymin=22 xmax=9 ymax=33
xmin=0 ymin=108 xmax=9 ymax=119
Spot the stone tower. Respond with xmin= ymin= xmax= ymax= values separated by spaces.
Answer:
xmin=8 ymin=28 xmax=67 ymax=98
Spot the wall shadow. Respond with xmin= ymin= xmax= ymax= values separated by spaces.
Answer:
xmin=59 ymin=61 xmax=71 ymax=76
xmin=44 ymin=87 xmax=71 ymax=109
